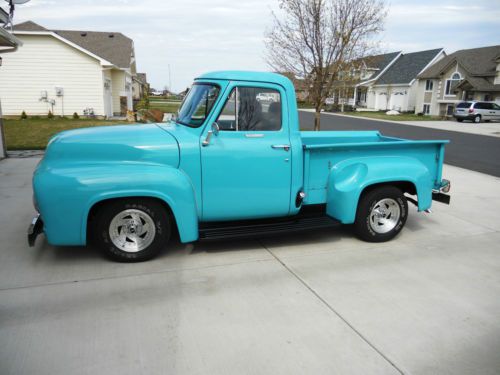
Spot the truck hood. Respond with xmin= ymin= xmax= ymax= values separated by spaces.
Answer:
xmin=42 ymin=124 xmax=179 ymax=167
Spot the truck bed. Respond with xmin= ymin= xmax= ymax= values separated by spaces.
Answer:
xmin=301 ymin=131 xmax=449 ymax=206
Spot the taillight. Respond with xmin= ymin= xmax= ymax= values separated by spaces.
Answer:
xmin=468 ymin=108 xmax=474 ymax=113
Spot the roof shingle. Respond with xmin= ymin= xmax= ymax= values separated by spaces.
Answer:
xmin=13 ymin=21 xmax=133 ymax=69
xmin=376 ymin=48 xmax=443 ymax=85
xmin=418 ymin=45 xmax=500 ymax=79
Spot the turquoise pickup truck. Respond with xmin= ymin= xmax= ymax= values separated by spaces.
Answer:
xmin=29 ymin=71 xmax=451 ymax=262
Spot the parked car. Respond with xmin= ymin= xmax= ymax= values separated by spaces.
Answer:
xmin=29 ymin=71 xmax=451 ymax=262
xmin=454 ymin=101 xmax=500 ymax=123
xmin=256 ymin=92 xmax=280 ymax=102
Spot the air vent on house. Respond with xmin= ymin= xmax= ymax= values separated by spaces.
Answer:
xmin=108 ymin=34 xmax=114 ymax=38
xmin=81 ymin=32 xmax=87 ymax=37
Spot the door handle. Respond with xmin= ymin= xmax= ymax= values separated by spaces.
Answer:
xmin=271 ymin=144 xmax=290 ymax=151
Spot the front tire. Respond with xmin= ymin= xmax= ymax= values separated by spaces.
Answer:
xmin=474 ymin=115 xmax=481 ymax=123
xmin=354 ymin=186 xmax=408 ymax=242
xmin=93 ymin=198 xmax=170 ymax=262
xmin=456 ymin=118 xmax=463 ymax=122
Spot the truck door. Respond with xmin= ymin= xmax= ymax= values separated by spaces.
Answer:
xmin=200 ymin=84 xmax=292 ymax=221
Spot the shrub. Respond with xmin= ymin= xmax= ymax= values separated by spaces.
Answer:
xmin=136 ymin=96 xmax=150 ymax=110
xmin=20 ymin=111 xmax=28 ymax=119
xmin=73 ymin=112 xmax=80 ymax=119
xmin=47 ymin=110 xmax=54 ymax=119
xmin=417 ymin=112 xmax=424 ymax=116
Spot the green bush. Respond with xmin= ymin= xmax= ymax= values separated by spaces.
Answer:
xmin=136 ymin=96 xmax=150 ymax=111
xmin=47 ymin=111 xmax=54 ymax=119
xmin=73 ymin=112 xmax=80 ymax=119
xmin=20 ymin=111 xmax=28 ymax=119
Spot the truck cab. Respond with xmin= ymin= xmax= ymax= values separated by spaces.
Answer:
xmin=29 ymin=71 xmax=451 ymax=262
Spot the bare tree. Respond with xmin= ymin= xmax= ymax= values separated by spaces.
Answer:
xmin=265 ymin=0 xmax=386 ymax=130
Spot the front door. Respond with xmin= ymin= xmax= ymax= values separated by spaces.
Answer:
xmin=201 ymin=84 xmax=291 ymax=221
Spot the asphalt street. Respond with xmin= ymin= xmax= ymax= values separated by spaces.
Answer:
xmin=299 ymin=111 xmax=500 ymax=177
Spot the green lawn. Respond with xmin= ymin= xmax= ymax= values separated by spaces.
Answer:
xmin=331 ymin=111 xmax=444 ymax=121
xmin=3 ymin=118 xmax=131 ymax=150
xmin=148 ymin=97 xmax=182 ymax=113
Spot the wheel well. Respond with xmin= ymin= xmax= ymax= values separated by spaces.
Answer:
xmin=86 ymin=196 xmax=179 ymax=242
xmin=360 ymin=181 xmax=417 ymax=198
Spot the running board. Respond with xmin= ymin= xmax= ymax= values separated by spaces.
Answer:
xmin=199 ymin=215 xmax=341 ymax=241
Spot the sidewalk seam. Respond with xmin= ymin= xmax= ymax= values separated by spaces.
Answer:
xmin=260 ymin=240 xmax=405 ymax=375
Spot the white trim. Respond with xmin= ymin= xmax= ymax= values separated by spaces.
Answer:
xmin=13 ymin=30 xmax=116 ymax=67
xmin=411 ymin=49 xmax=446 ymax=86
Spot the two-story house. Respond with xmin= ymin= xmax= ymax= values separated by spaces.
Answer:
xmin=415 ymin=45 xmax=500 ymax=116
xmin=333 ymin=49 xmax=445 ymax=113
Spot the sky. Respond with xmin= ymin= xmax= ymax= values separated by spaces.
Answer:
xmin=11 ymin=0 xmax=500 ymax=92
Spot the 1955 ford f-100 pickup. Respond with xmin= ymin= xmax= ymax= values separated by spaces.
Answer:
xmin=29 ymin=71 xmax=451 ymax=261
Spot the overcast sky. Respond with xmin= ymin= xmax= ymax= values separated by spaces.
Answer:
xmin=13 ymin=0 xmax=500 ymax=92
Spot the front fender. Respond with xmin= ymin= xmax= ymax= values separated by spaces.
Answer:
xmin=326 ymin=157 xmax=433 ymax=224
xmin=34 ymin=163 xmax=199 ymax=245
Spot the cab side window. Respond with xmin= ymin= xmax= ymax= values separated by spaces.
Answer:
xmin=217 ymin=87 xmax=282 ymax=131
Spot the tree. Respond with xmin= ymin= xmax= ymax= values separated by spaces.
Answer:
xmin=265 ymin=0 xmax=387 ymax=130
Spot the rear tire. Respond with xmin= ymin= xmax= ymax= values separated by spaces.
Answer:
xmin=354 ymin=186 xmax=408 ymax=242
xmin=92 ymin=198 xmax=170 ymax=262
xmin=474 ymin=115 xmax=481 ymax=123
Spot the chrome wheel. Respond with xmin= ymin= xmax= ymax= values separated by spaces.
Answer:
xmin=109 ymin=209 xmax=156 ymax=252
xmin=369 ymin=198 xmax=401 ymax=234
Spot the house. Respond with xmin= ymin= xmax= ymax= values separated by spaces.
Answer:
xmin=331 ymin=51 xmax=401 ymax=106
xmin=132 ymin=72 xmax=149 ymax=100
xmin=0 ymin=21 xmax=142 ymax=117
xmin=0 ymin=25 xmax=23 ymax=158
xmin=415 ymin=45 xmax=500 ymax=116
xmin=355 ymin=48 xmax=446 ymax=112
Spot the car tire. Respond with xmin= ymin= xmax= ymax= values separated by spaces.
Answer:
xmin=354 ymin=186 xmax=408 ymax=242
xmin=474 ymin=115 xmax=481 ymax=123
xmin=92 ymin=198 xmax=170 ymax=262
xmin=456 ymin=118 xmax=463 ymax=122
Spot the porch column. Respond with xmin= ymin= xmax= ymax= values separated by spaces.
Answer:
xmin=353 ymin=86 xmax=358 ymax=106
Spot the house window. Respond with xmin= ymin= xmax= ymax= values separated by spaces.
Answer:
xmin=423 ymin=104 xmax=431 ymax=115
xmin=484 ymin=94 xmax=492 ymax=101
xmin=425 ymin=80 xmax=433 ymax=91
xmin=445 ymin=72 xmax=461 ymax=96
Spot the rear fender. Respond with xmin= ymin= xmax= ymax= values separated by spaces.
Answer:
xmin=326 ymin=157 xmax=432 ymax=223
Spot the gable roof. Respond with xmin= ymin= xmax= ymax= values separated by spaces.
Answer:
xmin=362 ymin=51 xmax=401 ymax=70
xmin=13 ymin=21 xmax=133 ymax=69
xmin=11 ymin=20 xmax=47 ymax=32
xmin=418 ymin=45 xmax=500 ymax=79
xmin=376 ymin=48 xmax=443 ymax=85
xmin=357 ymin=51 xmax=401 ymax=81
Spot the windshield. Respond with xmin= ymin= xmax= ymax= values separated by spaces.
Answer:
xmin=177 ymin=84 xmax=220 ymax=127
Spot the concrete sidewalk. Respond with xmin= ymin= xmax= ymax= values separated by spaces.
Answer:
xmin=1 ymin=158 xmax=499 ymax=374
xmin=302 ymin=109 xmax=500 ymax=138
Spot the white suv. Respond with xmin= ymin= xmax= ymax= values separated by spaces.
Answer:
xmin=454 ymin=101 xmax=500 ymax=123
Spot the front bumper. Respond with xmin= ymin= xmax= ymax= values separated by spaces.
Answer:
xmin=27 ymin=214 xmax=44 ymax=247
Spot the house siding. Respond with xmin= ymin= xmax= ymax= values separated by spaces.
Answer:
xmin=0 ymin=34 xmax=105 ymax=116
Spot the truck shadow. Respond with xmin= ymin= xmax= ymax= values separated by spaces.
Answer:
xmin=35 ymin=226 xmax=356 ymax=262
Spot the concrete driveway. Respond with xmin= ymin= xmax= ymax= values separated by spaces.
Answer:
xmin=1 ymin=157 xmax=500 ymax=375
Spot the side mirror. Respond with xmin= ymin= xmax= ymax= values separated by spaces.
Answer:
xmin=212 ymin=122 xmax=220 ymax=136
xmin=202 ymin=122 xmax=220 ymax=147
